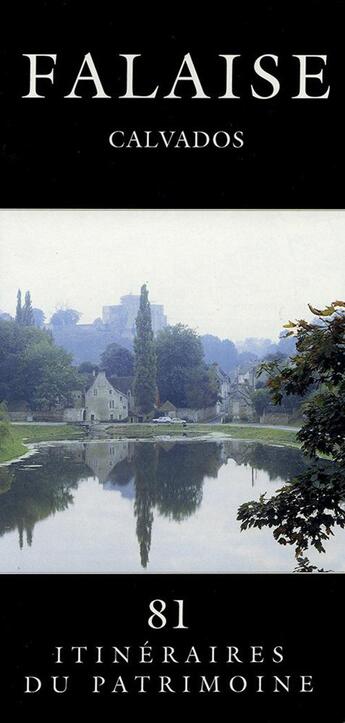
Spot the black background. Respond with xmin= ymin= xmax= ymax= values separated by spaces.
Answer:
xmin=1 ymin=1 xmax=345 ymax=720
xmin=3 ymin=574 xmax=345 ymax=720
xmin=1 ymin=0 xmax=344 ymax=207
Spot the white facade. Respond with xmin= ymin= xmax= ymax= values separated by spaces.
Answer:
xmin=85 ymin=371 xmax=128 ymax=422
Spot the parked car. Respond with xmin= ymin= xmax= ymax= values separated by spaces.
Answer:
xmin=152 ymin=416 xmax=172 ymax=423
xmin=170 ymin=418 xmax=187 ymax=424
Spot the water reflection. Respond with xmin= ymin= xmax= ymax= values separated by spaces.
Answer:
xmin=0 ymin=449 xmax=85 ymax=549
xmin=84 ymin=440 xmax=223 ymax=567
xmin=0 ymin=439 xmax=340 ymax=571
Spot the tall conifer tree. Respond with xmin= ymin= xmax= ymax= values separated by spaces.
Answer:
xmin=22 ymin=291 xmax=34 ymax=326
xmin=133 ymin=284 xmax=157 ymax=414
xmin=15 ymin=289 xmax=22 ymax=324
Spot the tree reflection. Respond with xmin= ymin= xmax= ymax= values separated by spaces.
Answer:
xmin=0 ymin=440 xmax=224 ymax=565
xmin=221 ymin=439 xmax=309 ymax=482
xmin=237 ymin=459 xmax=345 ymax=570
xmin=240 ymin=443 xmax=309 ymax=482
xmin=132 ymin=441 xmax=223 ymax=566
xmin=0 ymin=447 xmax=89 ymax=548
xmin=154 ymin=442 xmax=222 ymax=521
xmin=0 ymin=466 xmax=14 ymax=496
xmin=133 ymin=443 xmax=157 ymax=568
xmin=1 ymin=438 xmax=331 ymax=571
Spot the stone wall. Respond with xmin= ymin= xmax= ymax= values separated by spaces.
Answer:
xmin=63 ymin=408 xmax=85 ymax=423
xmin=32 ymin=410 xmax=64 ymax=422
xmin=9 ymin=411 xmax=33 ymax=422
xmin=175 ymin=405 xmax=217 ymax=422
xmin=260 ymin=412 xmax=290 ymax=425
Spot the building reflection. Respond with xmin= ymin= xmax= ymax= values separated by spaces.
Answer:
xmin=0 ymin=439 xmax=318 ymax=568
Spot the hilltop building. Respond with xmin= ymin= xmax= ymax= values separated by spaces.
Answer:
xmin=48 ymin=293 xmax=168 ymax=364
xmin=103 ymin=294 xmax=167 ymax=341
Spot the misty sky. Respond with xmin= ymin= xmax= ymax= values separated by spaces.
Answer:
xmin=0 ymin=209 xmax=344 ymax=342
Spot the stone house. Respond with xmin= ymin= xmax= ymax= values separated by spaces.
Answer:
xmin=238 ymin=368 xmax=256 ymax=388
xmin=158 ymin=400 xmax=178 ymax=418
xmin=227 ymin=382 xmax=255 ymax=422
xmin=85 ymin=371 xmax=128 ymax=422
xmin=212 ymin=363 xmax=231 ymax=415
xmin=107 ymin=375 xmax=143 ymax=422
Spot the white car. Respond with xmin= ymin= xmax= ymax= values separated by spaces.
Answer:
xmin=152 ymin=416 xmax=172 ymax=423
xmin=170 ymin=418 xmax=186 ymax=424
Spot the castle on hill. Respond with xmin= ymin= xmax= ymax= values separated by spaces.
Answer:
xmin=102 ymin=294 xmax=167 ymax=341
xmin=49 ymin=293 xmax=168 ymax=365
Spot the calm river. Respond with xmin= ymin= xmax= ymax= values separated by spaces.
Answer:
xmin=0 ymin=438 xmax=343 ymax=572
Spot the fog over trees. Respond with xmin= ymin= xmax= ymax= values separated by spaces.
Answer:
xmin=1 ymin=286 xmax=298 ymax=372
xmin=0 ymin=284 xmax=300 ymax=416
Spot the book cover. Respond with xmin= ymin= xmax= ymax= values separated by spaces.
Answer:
xmin=0 ymin=2 xmax=344 ymax=720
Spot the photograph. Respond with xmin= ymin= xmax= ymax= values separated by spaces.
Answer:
xmin=0 ymin=208 xmax=344 ymax=575
xmin=1 ymin=1 xmax=345 ymax=717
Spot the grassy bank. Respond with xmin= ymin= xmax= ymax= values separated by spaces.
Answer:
xmin=106 ymin=423 xmax=299 ymax=447
xmin=0 ymin=424 xmax=84 ymax=464
xmin=0 ymin=422 xmax=299 ymax=464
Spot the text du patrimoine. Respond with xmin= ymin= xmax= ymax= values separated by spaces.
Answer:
xmin=24 ymin=643 xmax=314 ymax=695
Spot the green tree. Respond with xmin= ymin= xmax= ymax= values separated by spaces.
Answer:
xmin=50 ymin=308 xmax=81 ymax=327
xmin=156 ymin=323 xmax=217 ymax=408
xmin=15 ymin=289 xmax=22 ymax=325
xmin=184 ymin=364 xmax=219 ymax=409
xmin=78 ymin=361 xmax=98 ymax=374
xmin=260 ymin=301 xmax=345 ymax=459
xmin=133 ymin=285 xmax=157 ymax=414
xmin=201 ymin=334 xmax=239 ymax=373
xmin=32 ymin=308 xmax=46 ymax=328
xmin=22 ymin=291 xmax=34 ymax=326
xmin=101 ymin=343 xmax=134 ymax=377
xmin=0 ymin=402 xmax=11 ymax=446
xmin=238 ymin=301 xmax=345 ymax=569
xmin=257 ymin=351 xmax=312 ymax=416
xmin=22 ymin=342 xmax=80 ymax=409
xmin=0 ymin=319 xmax=80 ymax=409
xmin=251 ymin=387 xmax=271 ymax=417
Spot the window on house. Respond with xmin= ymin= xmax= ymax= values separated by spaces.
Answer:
xmin=93 ymin=389 xmax=97 ymax=396
xmin=109 ymin=389 xmax=112 ymax=394
xmin=120 ymin=396 xmax=122 ymax=401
